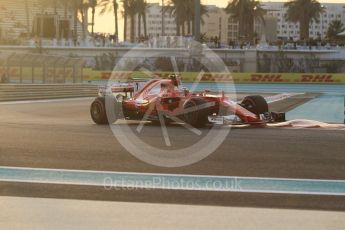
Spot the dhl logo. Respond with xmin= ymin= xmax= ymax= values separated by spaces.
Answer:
xmin=99 ymin=72 xmax=131 ymax=80
xmin=45 ymin=69 xmax=73 ymax=78
xmin=200 ymin=73 xmax=233 ymax=82
xmin=0 ymin=67 xmax=18 ymax=76
xmin=250 ymin=74 xmax=284 ymax=82
xmin=0 ymin=67 xmax=73 ymax=77
xmin=301 ymin=75 xmax=334 ymax=83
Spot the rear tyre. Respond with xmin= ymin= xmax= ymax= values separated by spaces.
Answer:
xmin=241 ymin=95 xmax=268 ymax=115
xmin=183 ymin=99 xmax=210 ymax=128
xmin=90 ymin=97 xmax=119 ymax=125
xmin=91 ymin=97 xmax=108 ymax=124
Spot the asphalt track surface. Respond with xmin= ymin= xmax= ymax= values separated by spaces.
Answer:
xmin=1 ymin=95 xmax=345 ymax=211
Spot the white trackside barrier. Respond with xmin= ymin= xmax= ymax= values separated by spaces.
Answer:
xmin=268 ymin=119 xmax=345 ymax=129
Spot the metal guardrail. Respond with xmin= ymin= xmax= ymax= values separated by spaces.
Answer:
xmin=0 ymin=53 xmax=85 ymax=84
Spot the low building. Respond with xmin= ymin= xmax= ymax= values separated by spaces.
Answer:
xmin=201 ymin=5 xmax=229 ymax=44
xmin=263 ymin=2 xmax=345 ymax=40
xmin=125 ymin=2 xmax=345 ymax=44
xmin=125 ymin=3 xmax=276 ymax=44
xmin=125 ymin=3 xmax=177 ymax=39
xmin=0 ymin=0 xmax=86 ymax=44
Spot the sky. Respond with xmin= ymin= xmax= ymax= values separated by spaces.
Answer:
xmin=92 ymin=0 xmax=345 ymax=39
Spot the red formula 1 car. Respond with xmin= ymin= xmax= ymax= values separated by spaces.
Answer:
xmin=90 ymin=75 xmax=285 ymax=127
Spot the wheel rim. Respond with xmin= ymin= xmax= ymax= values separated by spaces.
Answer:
xmin=244 ymin=102 xmax=254 ymax=110
xmin=116 ymin=94 xmax=124 ymax=102
xmin=243 ymin=98 xmax=256 ymax=113
xmin=92 ymin=103 xmax=102 ymax=119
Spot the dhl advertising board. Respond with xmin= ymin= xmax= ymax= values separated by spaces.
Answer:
xmin=1 ymin=67 xmax=344 ymax=84
xmin=82 ymin=68 xmax=345 ymax=84
xmin=0 ymin=66 xmax=75 ymax=82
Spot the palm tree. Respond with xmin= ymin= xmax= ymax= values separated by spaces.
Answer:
xmin=186 ymin=0 xmax=196 ymax=35
xmin=89 ymin=0 xmax=98 ymax=36
xmin=136 ymin=0 xmax=148 ymax=38
xmin=284 ymin=0 xmax=323 ymax=40
xmin=185 ymin=0 xmax=207 ymax=35
xmin=79 ymin=0 xmax=90 ymax=41
xmin=326 ymin=20 xmax=344 ymax=41
xmin=122 ymin=5 xmax=128 ymax=41
xmin=225 ymin=0 xmax=265 ymax=42
xmin=24 ymin=0 xmax=30 ymax=36
xmin=122 ymin=0 xmax=129 ymax=40
xmin=100 ymin=0 xmax=119 ymax=41
xmin=69 ymin=0 xmax=89 ymax=42
xmin=169 ymin=0 xmax=207 ymax=36
xmin=168 ymin=0 xmax=189 ymax=36
xmin=123 ymin=0 xmax=137 ymax=42
xmin=72 ymin=0 xmax=83 ymax=45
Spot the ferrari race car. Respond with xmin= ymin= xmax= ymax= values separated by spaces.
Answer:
xmin=90 ymin=75 xmax=286 ymax=127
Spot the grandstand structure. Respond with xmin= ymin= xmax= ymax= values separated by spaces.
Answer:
xmin=0 ymin=0 xmax=86 ymax=45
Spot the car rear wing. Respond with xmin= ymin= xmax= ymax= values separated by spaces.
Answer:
xmin=98 ymin=78 xmax=150 ymax=98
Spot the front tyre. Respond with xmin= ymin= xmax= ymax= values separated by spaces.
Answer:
xmin=241 ymin=95 xmax=269 ymax=116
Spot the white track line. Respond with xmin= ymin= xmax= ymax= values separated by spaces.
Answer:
xmin=2 ymin=166 xmax=345 ymax=182
xmin=0 ymin=97 xmax=94 ymax=105
xmin=1 ymin=166 xmax=345 ymax=196
xmin=0 ymin=93 xmax=298 ymax=106
xmin=265 ymin=93 xmax=304 ymax=104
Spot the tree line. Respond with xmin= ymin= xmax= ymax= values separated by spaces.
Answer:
xmin=25 ymin=0 xmax=345 ymax=43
